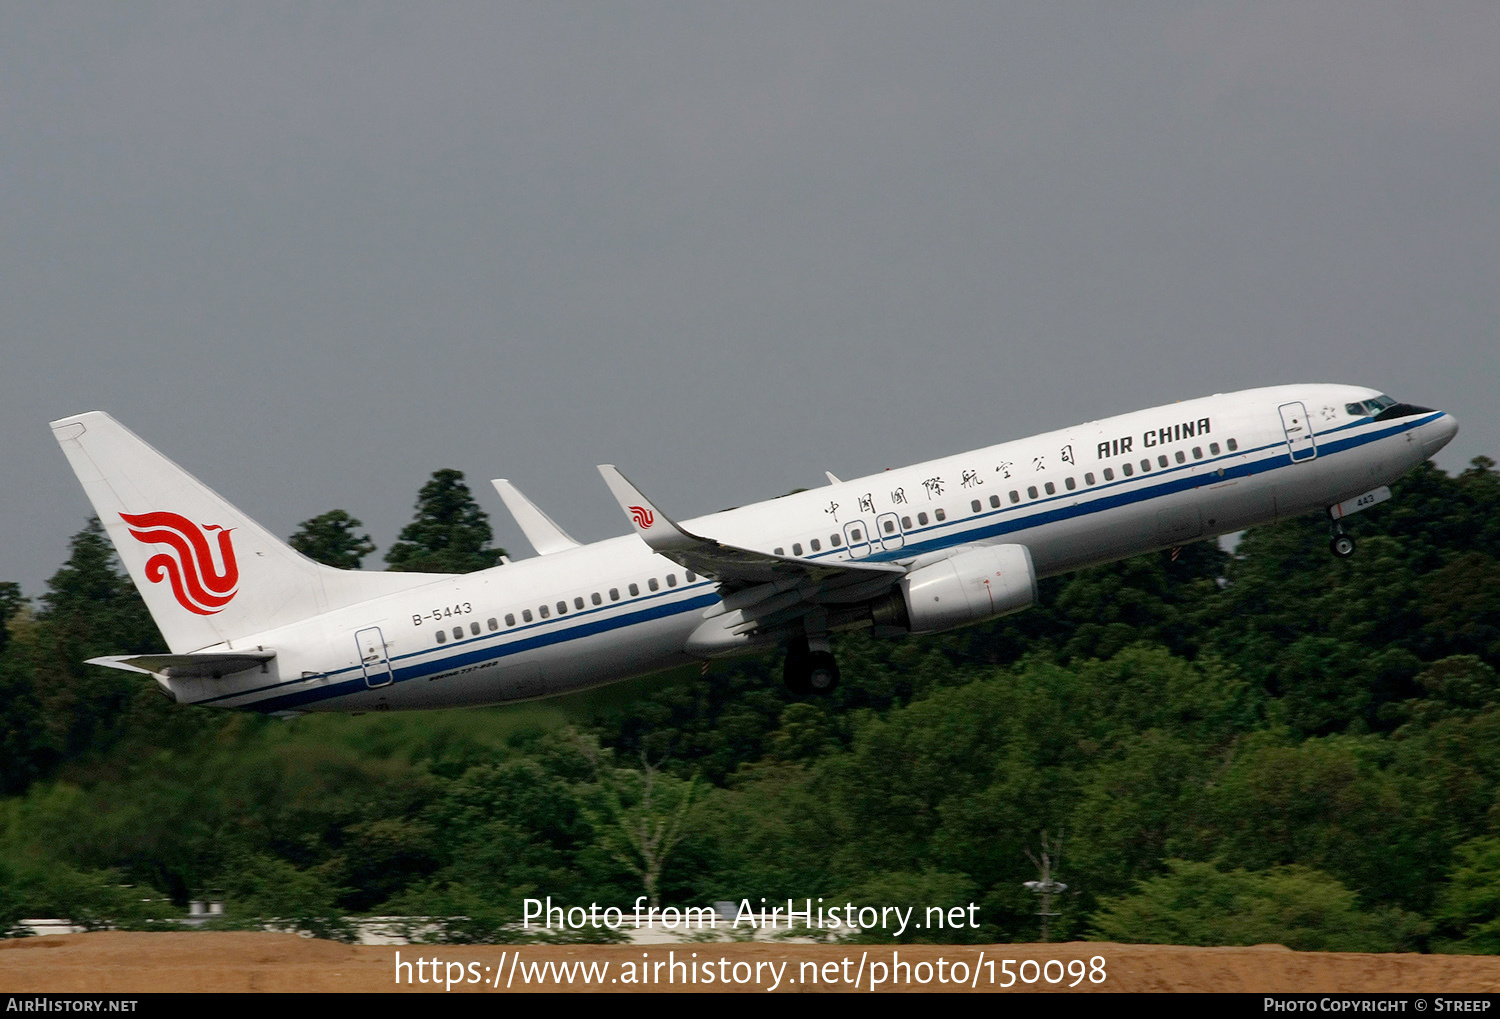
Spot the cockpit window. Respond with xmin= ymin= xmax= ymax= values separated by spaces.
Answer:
xmin=1345 ymin=395 xmax=1398 ymax=417
xmin=1373 ymin=402 xmax=1435 ymax=422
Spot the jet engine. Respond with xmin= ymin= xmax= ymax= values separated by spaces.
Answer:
xmin=870 ymin=543 xmax=1038 ymax=634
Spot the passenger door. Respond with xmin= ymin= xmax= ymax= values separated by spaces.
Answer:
xmin=355 ymin=626 xmax=394 ymax=688
xmin=1279 ymin=402 xmax=1318 ymax=462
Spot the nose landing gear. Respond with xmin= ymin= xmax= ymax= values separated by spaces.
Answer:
xmin=1328 ymin=511 xmax=1357 ymax=559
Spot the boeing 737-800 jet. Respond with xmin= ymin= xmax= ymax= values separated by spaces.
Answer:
xmin=51 ymin=384 xmax=1456 ymax=711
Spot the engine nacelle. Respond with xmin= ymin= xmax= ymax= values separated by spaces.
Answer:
xmin=872 ymin=543 xmax=1038 ymax=635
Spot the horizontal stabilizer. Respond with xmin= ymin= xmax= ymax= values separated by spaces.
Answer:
xmin=87 ymin=649 xmax=276 ymax=679
xmin=490 ymin=479 xmax=581 ymax=555
xmin=825 ymin=471 xmax=842 ymax=485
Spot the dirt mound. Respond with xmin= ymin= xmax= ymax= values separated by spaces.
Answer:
xmin=4 ymin=932 xmax=1500 ymax=993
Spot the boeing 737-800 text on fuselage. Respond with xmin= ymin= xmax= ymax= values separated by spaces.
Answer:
xmin=52 ymin=384 xmax=1456 ymax=712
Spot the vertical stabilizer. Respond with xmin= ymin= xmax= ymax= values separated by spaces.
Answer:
xmin=51 ymin=412 xmax=452 ymax=653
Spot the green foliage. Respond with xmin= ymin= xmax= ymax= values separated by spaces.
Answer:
xmin=1435 ymin=837 xmax=1500 ymax=952
xmin=384 ymin=469 xmax=504 ymax=574
xmin=212 ymin=853 xmax=355 ymax=942
xmin=1091 ymin=860 xmax=1427 ymax=952
xmin=289 ymin=510 xmax=377 ymax=569
xmin=0 ymin=851 xmax=177 ymax=933
xmin=39 ymin=518 xmax=162 ymax=657
xmin=0 ymin=582 xmax=24 ymax=657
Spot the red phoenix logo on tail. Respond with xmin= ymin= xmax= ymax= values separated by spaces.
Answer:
xmin=120 ymin=511 xmax=239 ymax=615
xmin=629 ymin=505 xmax=654 ymax=529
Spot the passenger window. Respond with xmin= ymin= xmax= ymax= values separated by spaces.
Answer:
xmin=540 ymin=605 xmax=550 ymax=619
xmin=1103 ymin=468 xmax=1114 ymax=481
xmin=666 ymin=574 xmax=677 ymax=588
xmin=609 ymin=588 xmax=619 ymax=601
xmin=1141 ymin=459 xmax=1151 ymax=472
xmin=629 ymin=583 xmax=639 ymax=596
xmin=1065 ymin=477 xmax=1076 ymax=491
xmin=1210 ymin=442 xmax=1220 ymax=455
xmin=686 ymin=571 xmax=696 ymax=582
xmin=592 ymin=592 xmax=602 ymax=605
xmin=1158 ymin=455 xmax=1168 ymax=468
xmin=488 ymin=617 xmax=498 ymax=631
xmin=1044 ymin=481 xmax=1056 ymax=495
xmin=436 ymin=630 xmax=447 ymax=644
xmin=648 ymin=578 xmax=659 ymax=591
xmin=1123 ymin=462 xmax=1134 ymax=476
xmin=1227 ymin=438 xmax=1238 ymax=451
xmin=989 ymin=494 xmax=1001 ymax=509
xmin=851 ymin=528 xmax=863 ymax=540
xmin=774 ymin=547 xmax=784 ymax=556
xmin=811 ymin=538 xmax=821 ymax=551
xmin=1175 ymin=450 xmax=1186 ymax=464
xmin=1027 ymin=485 xmax=1039 ymax=499
xmin=917 ymin=513 xmax=928 ymax=525
xmin=1009 ymin=490 xmax=1020 ymax=503
xmin=1193 ymin=446 xmax=1203 ymax=459
xmin=935 ymin=508 xmax=946 ymax=522
xmin=1085 ymin=473 xmax=1095 ymax=485
xmin=971 ymin=500 xmax=982 ymax=513
xmin=453 ymin=626 xmax=463 ymax=640
xmin=793 ymin=543 xmax=803 ymax=556
xmin=884 ymin=519 xmax=896 ymax=533
xmin=557 ymin=601 xmax=567 ymax=615
xmin=470 ymin=621 xmax=480 ymax=636
xmin=523 ymin=609 xmax=533 ymax=623
xmin=505 ymin=613 xmax=516 ymax=627
xmin=829 ymin=535 xmax=842 ymax=547
xmin=575 ymin=596 xmax=586 ymax=609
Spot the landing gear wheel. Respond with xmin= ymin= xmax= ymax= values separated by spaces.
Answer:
xmin=1330 ymin=534 xmax=1356 ymax=558
xmin=806 ymin=651 xmax=840 ymax=694
xmin=782 ymin=639 xmax=839 ymax=695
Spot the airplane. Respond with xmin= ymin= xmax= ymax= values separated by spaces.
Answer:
xmin=50 ymin=384 xmax=1457 ymax=712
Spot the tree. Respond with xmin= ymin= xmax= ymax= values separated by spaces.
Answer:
xmin=578 ymin=737 xmax=700 ymax=909
xmin=39 ymin=518 xmax=161 ymax=657
xmin=384 ymin=470 xmax=504 ymax=574
xmin=1090 ymin=860 xmax=1427 ymax=952
xmin=17 ymin=519 xmax=167 ymax=773
xmin=0 ymin=582 xmax=24 ymax=656
xmin=1435 ymin=837 xmax=1500 ymax=952
xmin=289 ymin=510 xmax=377 ymax=569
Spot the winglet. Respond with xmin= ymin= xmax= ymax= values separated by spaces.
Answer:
xmin=490 ymin=479 xmax=581 ymax=556
xmin=596 ymin=465 xmax=701 ymax=552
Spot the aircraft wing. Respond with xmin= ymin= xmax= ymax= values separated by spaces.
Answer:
xmin=597 ymin=464 xmax=904 ymax=594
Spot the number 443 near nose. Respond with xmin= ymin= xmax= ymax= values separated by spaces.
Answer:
xmin=51 ymin=384 xmax=1456 ymax=712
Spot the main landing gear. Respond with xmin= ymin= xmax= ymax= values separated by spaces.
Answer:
xmin=1328 ymin=510 xmax=1357 ymax=559
xmin=783 ymin=635 xmax=840 ymax=696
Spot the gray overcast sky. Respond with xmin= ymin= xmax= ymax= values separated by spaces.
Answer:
xmin=3 ymin=2 xmax=1496 ymax=596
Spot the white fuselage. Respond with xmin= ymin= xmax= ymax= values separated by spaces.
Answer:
xmin=171 ymin=384 xmax=1456 ymax=713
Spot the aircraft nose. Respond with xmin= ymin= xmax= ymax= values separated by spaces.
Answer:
xmin=1424 ymin=412 xmax=1459 ymax=459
